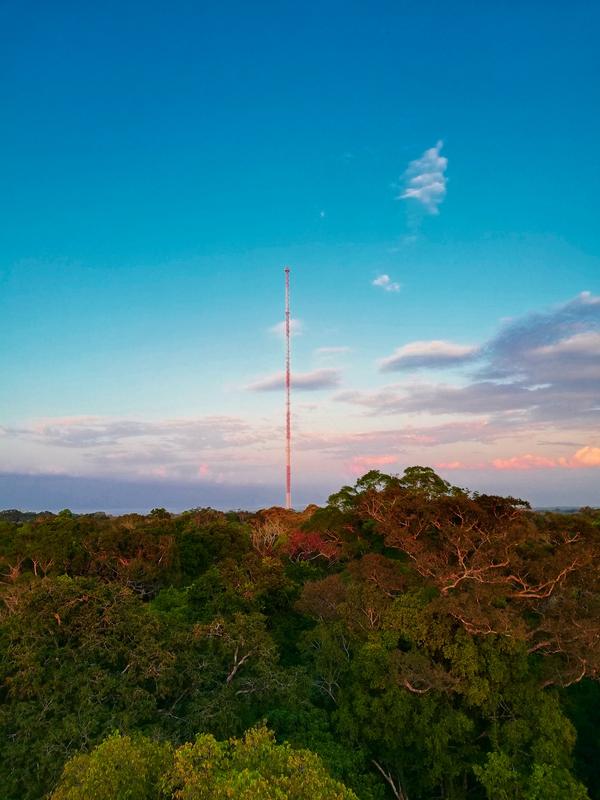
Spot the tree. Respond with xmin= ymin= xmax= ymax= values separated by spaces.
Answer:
xmin=297 ymin=544 xmax=591 ymax=798
xmin=168 ymin=725 xmax=358 ymax=799
xmin=340 ymin=471 xmax=600 ymax=686
xmin=0 ymin=576 xmax=175 ymax=799
xmin=2 ymin=482 xmax=599 ymax=800
xmin=50 ymin=727 xmax=358 ymax=800
xmin=398 ymin=465 xmax=462 ymax=499
xmin=0 ymin=520 xmax=25 ymax=582
xmin=50 ymin=732 xmax=172 ymax=800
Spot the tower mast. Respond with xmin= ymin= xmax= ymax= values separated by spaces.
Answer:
xmin=284 ymin=267 xmax=292 ymax=509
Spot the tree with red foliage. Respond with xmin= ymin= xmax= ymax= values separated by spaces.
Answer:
xmin=285 ymin=530 xmax=341 ymax=563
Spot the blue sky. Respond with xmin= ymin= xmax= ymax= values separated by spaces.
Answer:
xmin=1 ymin=1 xmax=599 ymax=510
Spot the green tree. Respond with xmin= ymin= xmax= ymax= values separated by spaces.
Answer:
xmin=0 ymin=576 xmax=174 ymax=799
xmin=50 ymin=732 xmax=172 ymax=800
xmin=167 ymin=726 xmax=357 ymax=799
xmin=298 ymin=562 xmax=590 ymax=799
xmin=398 ymin=465 xmax=462 ymax=498
xmin=51 ymin=727 xmax=358 ymax=800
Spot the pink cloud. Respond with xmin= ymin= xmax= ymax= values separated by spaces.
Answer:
xmin=491 ymin=447 xmax=600 ymax=471
xmin=348 ymin=454 xmax=398 ymax=476
xmin=434 ymin=460 xmax=484 ymax=470
xmin=492 ymin=454 xmax=559 ymax=471
xmin=198 ymin=463 xmax=210 ymax=478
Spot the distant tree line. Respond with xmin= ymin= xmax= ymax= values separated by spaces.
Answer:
xmin=1 ymin=467 xmax=599 ymax=799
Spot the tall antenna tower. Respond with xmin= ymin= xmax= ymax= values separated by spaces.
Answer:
xmin=284 ymin=267 xmax=292 ymax=510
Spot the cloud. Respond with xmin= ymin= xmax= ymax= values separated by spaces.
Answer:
xmin=572 ymin=446 xmax=600 ymax=467
xmin=532 ymin=331 xmax=600 ymax=357
xmin=246 ymin=368 xmax=341 ymax=392
xmin=348 ymin=454 xmax=398 ymax=476
xmin=492 ymin=454 xmax=560 ymax=471
xmin=295 ymin=419 xmax=515 ymax=455
xmin=491 ymin=447 xmax=600 ymax=471
xmin=336 ymin=380 xmax=541 ymax=416
xmin=269 ymin=318 xmax=303 ymax=337
xmin=399 ymin=140 xmax=448 ymax=214
xmin=10 ymin=416 xmax=265 ymax=450
xmin=435 ymin=460 xmax=482 ymax=471
xmin=379 ymin=340 xmax=479 ymax=371
xmin=2 ymin=413 xmax=516 ymax=503
xmin=4 ymin=295 xmax=597 ymax=505
xmin=372 ymin=274 xmax=401 ymax=292
xmin=0 ymin=414 xmax=288 ymax=488
xmin=342 ymin=292 xmax=600 ymax=429
xmin=480 ymin=291 xmax=600 ymax=385
xmin=315 ymin=346 xmax=351 ymax=357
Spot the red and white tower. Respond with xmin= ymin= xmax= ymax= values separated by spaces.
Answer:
xmin=284 ymin=267 xmax=292 ymax=509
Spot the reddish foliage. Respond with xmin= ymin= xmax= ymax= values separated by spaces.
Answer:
xmin=285 ymin=530 xmax=341 ymax=563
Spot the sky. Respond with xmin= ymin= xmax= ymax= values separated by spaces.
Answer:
xmin=1 ymin=0 xmax=599 ymax=511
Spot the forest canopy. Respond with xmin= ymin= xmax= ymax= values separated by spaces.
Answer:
xmin=1 ymin=467 xmax=599 ymax=800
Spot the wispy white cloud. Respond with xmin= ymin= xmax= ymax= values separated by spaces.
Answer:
xmin=399 ymin=140 xmax=447 ymax=214
xmin=335 ymin=380 xmax=538 ymax=416
xmin=372 ymin=274 xmax=401 ymax=292
xmin=6 ymin=416 xmax=267 ymax=450
xmin=294 ymin=419 xmax=513 ymax=455
xmin=246 ymin=368 xmax=341 ymax=392
xmin=314 ymin=346 xmax=351 ymax=358
xmin=269 ymin=318 xmax=303 ymax=337
xmin=379 ymin=340 xmax=479 ymax=371
xmin=0 ymin=415 xmax=282 ymax=487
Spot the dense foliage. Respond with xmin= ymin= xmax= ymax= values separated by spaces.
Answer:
xmin=50 ymin=726 xmax=357 ymax=800
xmin=1 ymin=468 xmax=599 ymax=799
